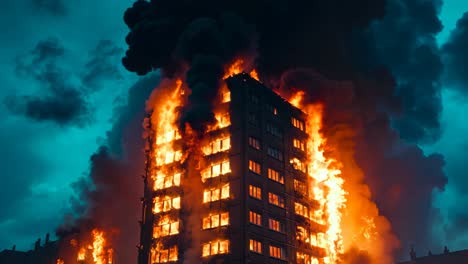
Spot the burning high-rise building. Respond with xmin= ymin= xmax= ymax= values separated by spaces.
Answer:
xmin=137 ymin=71 xmax=349 ymax=264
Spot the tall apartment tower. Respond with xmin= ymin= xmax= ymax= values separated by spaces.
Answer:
xmin=138 ymin=73 xmax=326 ymax=264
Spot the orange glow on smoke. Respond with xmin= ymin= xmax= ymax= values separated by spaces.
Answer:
xmin=56 ymin=258 xmax=64 ymax=264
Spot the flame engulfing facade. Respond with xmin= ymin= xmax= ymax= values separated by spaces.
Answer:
xmin=138 ymin=68 xmax=396 ymax=264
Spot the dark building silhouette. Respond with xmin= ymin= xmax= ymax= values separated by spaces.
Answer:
xmin=138 ymin=73 xmax=327 ymax=264
xmin=399 ymin=248 xmax=468 ymax=264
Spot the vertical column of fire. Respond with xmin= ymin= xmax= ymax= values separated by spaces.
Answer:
xmin=144 ymin=80 xmax=184 ymax=264
xmin=289 ymin=95 xmax=347 ymax=264
xmin=198 ymin=75 xmax=233 ymax=259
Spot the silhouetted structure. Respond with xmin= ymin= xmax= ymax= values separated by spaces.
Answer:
xmin=399 ymin=248 xmax=468 ymax=264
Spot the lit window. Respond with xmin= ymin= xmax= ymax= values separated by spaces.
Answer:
xmin=293 ymin=179 xmax=307 ymax=196
xmin=268 ymin=192 xmax=285 ymax=208
xmin=266 ymin=122 xmax=283 ymax=138
xmin=297 ymin=251 xmax=319 ymax=264
xmin=296 ymin=225 xmax=310 ymax=243
xmin=222 ymin=91 xmax=231 ymax=103
xmin=295 ymin=202 xmax=310 ymax=219
xmin=290 ymin=158 xmax=306 ymax=173
xmin=215 ymin=113 xmax=231 ymax=129
xmin=249 ymin=211 xmax=262 ymax=226
xmin=156 ymin=150 xmax=182 ymax=166
xmin=153 ymin=217 xmax=179 ymax=238
xmin=269 ymin=245 xmax=284 ymax=259
xmin=154 ymin=172 xmax=181 ymax=191
xmin=203 ymin=137 xmax=231 ymax=155
xmin=203 ymin=184 xmax=230 ymax=203
xmin=267 ymin=147 xmax=283 ymax=161
xmin=201 ymin=160 xmax=231 ymax=181
xmin=267 ymin=104 xmax=278 ymax=115
xmin=293 ymin=138 xmax=305 ymax=151
xmin=151 ymin=246 xmax=178 ymax=263
xmin=248 ymin=137 xmax=261 ymax=150
xmin=268 ymin=218 xmax=282 ymax=232
xmin=153 ymin=196 xmax=181 ymax=214
xmin=202 ymin=212 xmax=229 ymax=229
xmin=291 ymin=117 xmax=305 ymax=131
xmin=267 ymin=168 xmax=284 ymax=184
xmin=249 ymin=185 xmax=262 ymax=200
xmin=248 ymin=160 xmax=261 ymax=174
xmin=202 ymin=240 xmax=230 ymax=257
xmin=249 ymin=239 xmax=262 ymax=254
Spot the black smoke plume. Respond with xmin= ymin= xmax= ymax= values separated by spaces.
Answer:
xmin=57 ymin=74 xmax=160 ymax=263
xmin=442 ymin=12 xmax=468 ymax=96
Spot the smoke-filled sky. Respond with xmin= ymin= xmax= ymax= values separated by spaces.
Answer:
xmin=0 ymin=0 xmax=467 ymax=261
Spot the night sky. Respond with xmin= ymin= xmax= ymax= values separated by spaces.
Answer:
xmin=1 ymin=0 xmax=468 ymax=259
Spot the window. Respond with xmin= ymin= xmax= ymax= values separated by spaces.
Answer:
xmin=155 ymin=130 xmax=181 ymax=145
xmin=249 ymin=93 xmax=259 ymax=104
xmin=296 ymin=225 xmax=310 ymax=243
xmin=268 ymin=218 xmax=282 ymax=232
xmin=248 ymin=112 xmax=258 ymax=125
xmin=153 ymin=196 xmax=181 ymax=214
xmin=203 ymin=137 xmax=231 ymax=155
xmin=297 ymin=252 xmax=319 ymax=264
xmin=249 ymin=239 xmax=262 ymax=254
xmin=249 ymin=185 xmax=262 ymax=200
xmin=215 ymin=113 xmax=231 ymax=129
xmin=267 ymin=104 xmax=278 ymax=115
xmin=156 ymin=150 xmax=182 ymax=166
xmin=268 ymin=192 xmax=285 ymax=208
xmin=222 ymin=91 xmax=231 ymax=103
xmin=154 ymin=172 xmax=181 ymax=190
xmin=249 ymin=137 xmax=261 ymax=150
xmin=249 ymin=211 xmax=262 ymax=226
xmin=151 ymin=246 xmax=178 ymax=263
xmin=203 ymin=184 xmax=230 ymax=203
xmin=201 ymin=160 xmax=231 ymax=181
xmin=291 ymin=117 xmax=305 ymax=131
xmin=267 ymin=168 xmax=284 ymax=184
xmin=293 ymin=138 xmax=305 ymax=151
xmin=290 ymin=158 xmax=306 ymax=173
xmin=266 ymin=122 xmax=283 ymax=138
xmin=267 ymin=147 xmax=283 ymax=161
xmin=295 ymin=202 xmax=310 ymax=219
xmin=153 ymin=218 xmax=179 ymax=238
xmin=294 ymin=179 xmax=307 ymax=196
xmin=202 ymin=240 xmax=230 ymax=257
xmin=269 ymin=245 xmax=284 ymax=259
xmin=202 ymin=212 xmax=229 ymax=229
xmin=248 ymin=160 xmax=261 ymax=174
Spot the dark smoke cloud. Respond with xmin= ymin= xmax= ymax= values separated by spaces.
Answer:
xmin=81 ymin=40 xmax=124 ymax=89
xmin=121 ymin=0 xmax=450 ymax=261
xmin=58 ymin=73 xmax=160 ymax=263
xmin=442 ymin=12 xmax=468 ymax=96
xmin=31 ymin=0 xmax=67 ymax=16
xmin=5 ymin=38 xmax=91 ymax=126
xmin=360 ymin=0 xmax=444 ymax=143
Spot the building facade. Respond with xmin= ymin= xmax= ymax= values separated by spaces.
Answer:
xmin=138 ymin=73 xmax=327 ymax=264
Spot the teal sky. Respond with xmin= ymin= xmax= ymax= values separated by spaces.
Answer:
xmin=0 ymin=0 xmax=467 ymax=256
